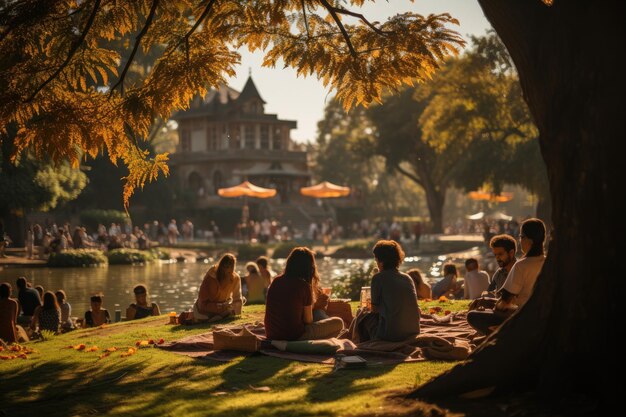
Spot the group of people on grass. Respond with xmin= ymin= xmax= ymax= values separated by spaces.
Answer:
xmin=1 ymin=217 xmax=546 ymax=345
xmin=0 ymin=279 xmax=165 ymax=344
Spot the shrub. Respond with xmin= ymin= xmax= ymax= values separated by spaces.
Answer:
xmin=331 ymin=262 xmax=376 ymax=301
xmin=235 ymin=244 xmax=267 ymax=260
xmin=331 ymin=241 xmax=374 ymax=259
xmin=150 ymin=248 xmax=171 ymax=260
xmin=107 ymin=249 xmax=156 ymax=265
xmin=79 ymin=209 xmax=129 ymax=231
xmin=47 ymin=249 xmax=108 ymax=267
xmin=272 ymin=242 xmax=299 ymax=258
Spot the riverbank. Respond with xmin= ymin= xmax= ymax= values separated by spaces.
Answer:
xmin=1 ymin=301 xmax=475 ymax=417
xmin=0 ymin=234 xmax=485 ymax=267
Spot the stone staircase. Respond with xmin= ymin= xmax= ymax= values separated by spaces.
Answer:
xmin=267 ymin=202 xmax=335 ymax=235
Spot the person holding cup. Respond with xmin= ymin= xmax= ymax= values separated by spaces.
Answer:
xmin=367 ymin=240 xmax=420 ymax=341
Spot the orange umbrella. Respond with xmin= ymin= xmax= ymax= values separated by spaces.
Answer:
xmin=300 ymin=181 xmax=350 ymax=198
xmin=468 ymin=190 xmax=513 ymax=203
xmin=218 ymin=181 xmax=277 ymax=198
xmin=218 ymin=181 xmax=276 ymax=225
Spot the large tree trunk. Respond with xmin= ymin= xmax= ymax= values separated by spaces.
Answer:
xmin=411 ymin=0 xmax=624 ymax=406
xmin=423 ymin=183 xmax=445 ymax=234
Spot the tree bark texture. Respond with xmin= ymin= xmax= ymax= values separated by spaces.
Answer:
xmin=423 ymin=181 xmax=445 ymax=234
xmin=412 ymin=0 xmax=625 ymax=404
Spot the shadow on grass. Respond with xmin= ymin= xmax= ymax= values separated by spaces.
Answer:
xmin=306 ymin=362 xmax=399 ymax=402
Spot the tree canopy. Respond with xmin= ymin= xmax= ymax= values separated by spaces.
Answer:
xmin=314 ymin=98 xmax=427 ymax=220
xmin=0 ymin=0 xmax=464 ymax=208
xmin=362 ymin=32 xmax=540 ymax=231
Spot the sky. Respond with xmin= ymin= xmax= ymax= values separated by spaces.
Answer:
xmin=225 ymin=0 xmax=493 ymax=143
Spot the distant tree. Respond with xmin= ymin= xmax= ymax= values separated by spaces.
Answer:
xmin=314 ymin=98 xmax=427 ymax=221
xmin=0 ymin=134 xmax=87 ymax=244
xmin=365 ymin=32 xmax=542 ymax=233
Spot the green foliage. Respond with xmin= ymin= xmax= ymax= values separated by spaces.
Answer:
xmin=235 ymin=244 xmax=267 ymax=260
xmin=314 ymin=98 xmax=428 ymax=221
xmin=107 ymin=248 xmax=156 ymax=265
xmin=150 ymin=248 xmax=171 ymax=261
xmin=363 ymin=32 xmax=543 ymax=231
xmin=272 ymin=242 xmax=299 ymax=259
xmin=332 ymin=262 xmax=376 ymax=301
xmin=34 ymin=163 xmax=88 ymax=211
xmin=47 ymin=249 xmax=108 ymax=267
xmin=0 ymin=138 xmax=87 ymax=216
xmin=79 ymin=209 xmax=129 ymax=231
xmin=332 ymin=241 xmax=374 ymax=259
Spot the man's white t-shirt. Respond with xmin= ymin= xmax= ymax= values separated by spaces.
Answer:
xmin=502 ymin=255 xmax=546 ymax=308
xmin=464 ymin=269 xmax=490 ymax=299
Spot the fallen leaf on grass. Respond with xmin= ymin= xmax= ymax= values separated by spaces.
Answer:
xmin=121 ymin=347 xmax=137 ymax=357
xmin=98 ymin=352 xmax=111 ymax=360
xmin=249 ymin=385 xmax=271 ymax=392
xmin=105 ymin=347 xmax=118 ymax=352
xmin=85 ymin=346 xmax=99 ymax=352
xmin=211 ymin=391 xmax=229 ymax=396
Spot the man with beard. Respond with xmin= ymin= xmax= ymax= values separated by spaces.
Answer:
xmin=467 ymin=234 xmax=517 ymax=335
xmin=486 ymin=235 xmax=518 ymax=294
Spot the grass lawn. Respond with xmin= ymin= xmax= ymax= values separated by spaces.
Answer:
xmin=0 ymin=301 xmax=470 ymax=417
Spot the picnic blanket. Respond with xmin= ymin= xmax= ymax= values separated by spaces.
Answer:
xmin=158 ymin=313 xmax=475 ymax=365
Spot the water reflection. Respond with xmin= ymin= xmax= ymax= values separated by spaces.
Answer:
xmin=0 ymin=248 xmax=481 ymax=315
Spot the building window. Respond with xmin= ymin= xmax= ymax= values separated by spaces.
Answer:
xmin=229 ymin=124 xmax=239 ymax=149
xmin=191 ymin=129 xmax=206 ymax=152
xmin=207 ymin=126 xmax=218 ymax=150
xmin=181 ymin=130 xmax=190 ymax=152
xmin=273 ymin=127 xmax=282 ymax=150
xmin=260 ymin=125 xmax=269 ymax=149
xmin=244 ymin=125 xmax=255 ymax=149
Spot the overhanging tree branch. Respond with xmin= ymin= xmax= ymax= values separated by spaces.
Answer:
xmin=25 ymin=0 xmax=101 ymax=102
xmin=330 ymin=6 xmax=386 ymax=35
xmin=394 ymin=164 xmax=424 ymax=187
xmin=301 ymin=0 xmax=310 ymax=38
xmin=109 ymin=0 xmax=159 ymax=96
xmin=318 ymin=0 xmax=357 ymax=58
xmin=162 ymin=0 xmax=217 ymax=61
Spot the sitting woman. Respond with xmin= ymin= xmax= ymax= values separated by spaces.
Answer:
xmin=31 ymin=291 xmax=61 ymax=334
xmin=55 ymin=290 xmax=75 ymax=331
xmin=407 ymin=268 xmax=432 ymax=300
xmin=126 ymin=285 xmax=160 ymax=320
xmin=265 ymin=247 xmax=344 ymax=341
xmin=192 ymin=254 xmax=244 ymax=322
xmin=0 ymin=282 xmax=19 ymax=343
xmin=431 ymin=263 xmax=463 ymax=299
xmin=360 ymin=240 xmax=420 ymax=342
xmin=84 ymin=294 xmax=111 ymax=327
xmin=243 ymin=262 xmax=267 ymax=304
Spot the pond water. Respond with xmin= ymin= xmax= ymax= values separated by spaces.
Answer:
xmin=0 ymin=248 xmax=485 ymax=317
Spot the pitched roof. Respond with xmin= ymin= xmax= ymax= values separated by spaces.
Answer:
xmin=237 ymin=76 xmax=266 ymax=104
